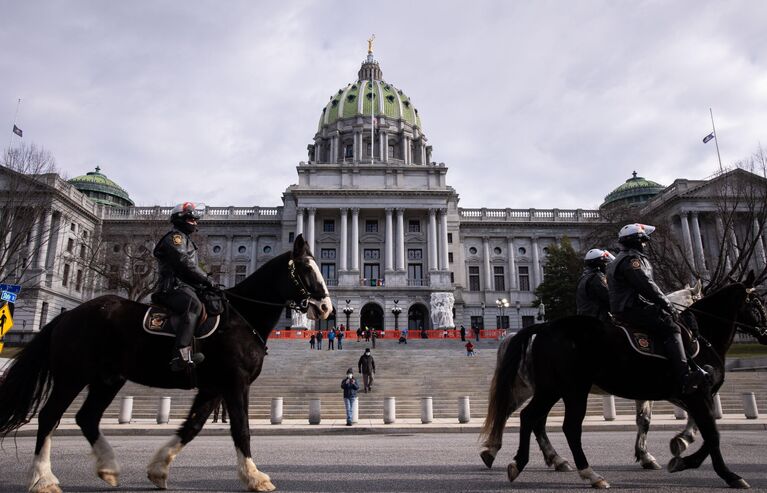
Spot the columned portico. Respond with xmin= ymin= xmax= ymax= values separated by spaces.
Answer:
xmin=754 ymin=218 xmax=767 ymax=268
xmin=339 ymin=208 xmax=348 ymax=271
xmin=439 ymin=209 xmax=449 ymax=270
xmin=296 ymin=208 xmax=304 ymax=236
xmin=35 ymin=210 xmax=53 ymax=270
xmin=507 ymin=236 xmax=516 ymax=290
xmin=714 ymin=215 xmax=732 ymax=272
xmin=428 ymin=209 xmax=438 ymax=270
xmin=690 ymin=212 xmax=707 ymax=272
xmin=482 ymin=237 xmax=492 ymax=290
xmin=351 ymin=208 xmax=360 ymax=271
xmin=395 ymin=208 xmax=405 ymax=271
xmin=679 ymin=212 xmax=695 ymax=267
xmin=385 ymin=208 xmax=394 ymax=271
xmin=531 ymin=236 xmax=540 ymax=288
xmin=307 ymin=208 xmax=316 ymax=255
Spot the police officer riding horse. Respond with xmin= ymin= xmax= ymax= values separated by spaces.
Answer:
xmin=607 ymin=223 xmax=708 ymax=395
xmin=153 ymin=202 xmax=213 ymax=372
xmin=576 ymin=248 xmax=614 ymax=323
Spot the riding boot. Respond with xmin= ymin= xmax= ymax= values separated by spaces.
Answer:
xmin=170 ymin=346 xmax=205 ymax=372
xmin=663 ymin=333 xmax=703 ymax=395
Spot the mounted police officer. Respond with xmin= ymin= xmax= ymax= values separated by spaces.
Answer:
xmin=153 ymin=202 xmax=211 ymax=372
xmin=576 ymin=248 xmax=614 ymax=322
xmin=607 ymin=223 xmax=706 ymax=395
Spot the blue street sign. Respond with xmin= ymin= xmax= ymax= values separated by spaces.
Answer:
xmin=1 ymin=291 xmax=17 ymax=303
xmin=0 ymin=284 xmax=21 ymax=295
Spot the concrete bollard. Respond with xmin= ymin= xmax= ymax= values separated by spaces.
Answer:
xmin=742 ymin=392 xmax=759 ymax=419
xmin=352 ymin=398 xmax=359 ymax=424
xmin=458 ymin=396 xmax=471 ymax=424
xmin=602 ymin=395 xmax=616 ymax=421
xmin=421 ymin=397 xmax=433 ymax=424
xmin=673 ymin=406 xmax=687 ymax=420
xmin=270 ymin=397 xmax=283 ymax=425
xmin=118 ymin=396 xmax=133 ymax=424
xmin=309 ymin=398 xmax=321 ymax=425
xmin=156 ymin=396 xmax=171 ymax=424
xmin=383 ymin=397 xmax=396 ymax=424
xmin=713 ymin=393 xmax=723 ymax=420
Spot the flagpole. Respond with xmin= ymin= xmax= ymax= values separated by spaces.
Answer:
xmin=710 ymin=107 xmax=723 ymax=173
xmin=371 ymin=75 xmax=375 ymax=164
xmin=7 ymin=98 xmax=21 ymax=152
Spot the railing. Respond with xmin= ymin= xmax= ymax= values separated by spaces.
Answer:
xmin=360 ymin=278 xmax=385 ymax=287
xmin=458 ymin=208 xmax=603 ymax=223
xmin=104 ymin=206 xmax=283 ymax=220
xmin=407 ymin=278 xmax=429 ymax=287
xmin=325 ymin=279 xmax=339 ymax=287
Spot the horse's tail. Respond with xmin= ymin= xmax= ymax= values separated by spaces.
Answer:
xmin=0 ymin=314 xmax=60 ymax=436
xmin=480 ymin=324 xmax=542 ymax=445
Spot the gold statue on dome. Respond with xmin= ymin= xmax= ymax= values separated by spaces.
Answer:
xmin=367 ymin=34 xmax=375 ymax=54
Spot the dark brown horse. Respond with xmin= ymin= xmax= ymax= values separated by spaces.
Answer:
xmin=481 ymin=277 xmax=762 ymax=489
xmin=0 ymin=234 xmax=332 ymax=492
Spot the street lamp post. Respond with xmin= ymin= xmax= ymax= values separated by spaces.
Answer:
xmin=343 ymin=300 xmax=354 ymax=330
xmin=515 ymin=300 xmax=522 ymax=331
xmin=495 ymin=298 xmax=509 ymax=329
xmin=391 ymin=299 xmax=402 ymax=331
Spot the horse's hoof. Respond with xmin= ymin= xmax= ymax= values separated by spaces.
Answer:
xmin=32 ymin=484 xmax=63 ymax=493
xmin=592 ymin=479 xmax=611 ymax=489
xmin=641 ymin=459 xmax=661 ymax=470
xmin=670 ymin=436 xmax=689 ymax=457
xmin=98 ymin=470 xmax=120 ymax=487
xmin=507 ymin=462 xmax=520 ymax=482
xmin=667 ymin=457 xmax=685 ymax=473
xmin=555 ymin=461 xmax=574 ymax=472
xmin=728 ymin=478 xmax=750 ymax=489
xmin=248 ymin=479 xmax=276 ymax=492
xmin=480 ymin=450 xmax=495 ymax=469
xmin=147 ymin=472 xmax=168 ymax=490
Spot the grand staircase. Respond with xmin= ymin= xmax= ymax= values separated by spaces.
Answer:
xmin=61 ymin=338 xmax=767 ymax=421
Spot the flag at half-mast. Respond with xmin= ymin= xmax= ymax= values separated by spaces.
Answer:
xmin=702 ymin=132 xmax=715 ymax=144
xmin=12 ymin=125 xmax=22 ymax=137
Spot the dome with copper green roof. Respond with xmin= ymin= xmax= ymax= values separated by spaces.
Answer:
xmin=68 ymin=167 xmax=134 ymax=208
xmin=318 ymin=53 xmax=422 ymax=131
xmin=600 ymin=171 xmax=665 ymax=209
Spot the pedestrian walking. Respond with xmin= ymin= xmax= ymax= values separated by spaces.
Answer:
xmin=358 ymin=348 xmax=376 ymax=393
xmin=309 ymin=333 xmax=316 ymax=349
xmin=465 ymin=341 xmax=475 ymax=356
xmin=341 ymin=368 xmax=359 ymax=426
xmin=460 ymin=325 xmax=466 ymax=341
xmin=212 ymin=400 xmax=227 ymax=423
xmin=371 ymin=329 xmax=377 ymax=348
xmin=473 ymin=326 xmax=480 ymax=342
xmin=328 ymin=328 xmax=336 ymax=350
xmin=316 ymin=330 xmax=323 ymax=350
xmin=337 ymin=328 xmax=344 ymax=350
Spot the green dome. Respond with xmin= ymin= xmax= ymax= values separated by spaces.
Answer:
xmin=68 ymin=167 xmax=134 ymax=208
xmin=318 ymin=55 xmax=422 ymax=131
xmin=601 ymin=171 xmax=664 ymax=209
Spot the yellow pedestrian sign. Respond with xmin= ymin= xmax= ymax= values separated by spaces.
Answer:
xmin=0 ymin=302 xmax=13 ymax=336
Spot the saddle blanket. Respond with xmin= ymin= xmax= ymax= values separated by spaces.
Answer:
xmin=614 ymin=323 xmax=699 ymax=361
xmin=142 ymin=306 xmax=220 ymax=339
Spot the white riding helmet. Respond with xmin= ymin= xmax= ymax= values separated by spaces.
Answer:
xmin=618 ymin=223 xmax=656 ymax=242
xmin=584 ymin=248 xmax=615 ymax=266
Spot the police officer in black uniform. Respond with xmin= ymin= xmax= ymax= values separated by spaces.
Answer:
xmin=607 ymin=223 xmax=705 ymax=395
xmin=153 ymin=202 xmax=211 ymax=372
xmin=576 ymin=248 xmax=614 ymax=322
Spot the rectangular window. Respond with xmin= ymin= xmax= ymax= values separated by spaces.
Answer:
xmin=448 ymin=252 xmax=453 ymax=263
xmin=62 ymin=264 xmax=70 ymax=287
xmin=79 ymin=244 xmax=86 ymax=259
xmin=496 ymin=315 xmax=509 ymax=329
xmin=407 ymin=249 xmax=422 ymax=261
xmin=235 ymin=265 xmax=247 ymax=284
xmin=108 ymin=265 xmax=118 ymax=289
xmin=363 ymin=249 xmax=380 ymax=260
xmin=407 ymin=263 xmax=423 ymax=281
xmin=408 ymin=220 xmax=420 ymax=233
xmin=70 ymin=222 xmax=76 ymax=232
xmin=518 ymin=266 xmax=530 ymax=292
xmin=75 ymin=269 xmax=83 ymax=291
xmin=363 ymin=263 xmax=380 ymax=284
xmin=40 ymin=302 xmax=49 ymax=328
xmin=320 ymin=248 xmax=337 ymax=260
xmin=66 ymin=238 xmax=74 ymax=253
xmin=447 ymin=233 xmax=453 ymax=244
xmin=450 ymin=271 xmax=454 ymax=283
xmin=522 ymin=316 xmax=535 ymax=328
xmin=494 ymin=266 xmax=505 ymax=291
xmin=323 ymin=219 xmax=335 ymax=232
xmin=288 ymin=232 xmax=295 ymax=243
xmin=82 ymin=230 xmax=88 ymax=239
xmin=471 ymin=315 xmax=484 ymax=330
xmin=345 ymin=145 xmax=353 ymax=158
xmin=321 ymin=263 xmax=336 ymax=281
xmin=365 ymin=220 xmax=379 ymax=233
xmin=469 ymin=266 xmax=480 ymax=292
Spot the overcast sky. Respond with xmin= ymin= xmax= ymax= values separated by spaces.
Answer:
xmin=1 ymin=1 xmax=765 ymax=210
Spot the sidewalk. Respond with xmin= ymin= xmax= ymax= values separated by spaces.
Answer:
xmin=12 ymin=414 xmax=767 ymax=437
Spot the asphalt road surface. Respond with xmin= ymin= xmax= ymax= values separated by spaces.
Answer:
xmin=1 ymin=431 xmax=766 ymax=492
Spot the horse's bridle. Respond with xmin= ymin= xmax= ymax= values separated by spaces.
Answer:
xmin=736 ymin=291 xmax=767 ymax=338
xmin=287 ymin=258 xmax=329 ymax=313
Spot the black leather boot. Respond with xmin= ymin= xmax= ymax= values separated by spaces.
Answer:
xmin=170 ymin=346 xmax=205 ymax=372
xmin=664 ymin=333 xmax=708 ymax=395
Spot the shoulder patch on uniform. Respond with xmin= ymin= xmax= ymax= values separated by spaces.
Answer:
xmin=631 ymin=258 xmax=641 ymax=269
xmin=601 ymin=276 xmax=608 ymax=286
xmin=172 ymin=234 xmax=183 ymax=246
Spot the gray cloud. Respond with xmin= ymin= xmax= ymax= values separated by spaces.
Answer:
xmin=1 ymin=0 xmax=765 ymax=210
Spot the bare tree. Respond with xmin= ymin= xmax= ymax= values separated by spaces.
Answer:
xmin=0 ymin=143 xmax=59 ymax=285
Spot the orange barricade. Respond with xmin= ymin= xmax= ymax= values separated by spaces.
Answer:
xmin=266 ymin=329 xmax=506 ymax=340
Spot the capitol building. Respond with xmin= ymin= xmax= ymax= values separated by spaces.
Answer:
xmin=3 ymin=50 xmax=766 ymax=344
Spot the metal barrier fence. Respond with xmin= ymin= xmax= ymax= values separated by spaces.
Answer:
xmin=269 ymin=329 xmax=507 ymax=340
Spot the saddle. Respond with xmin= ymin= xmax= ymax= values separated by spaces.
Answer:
xmin=142 ymin=305 xmax=221 ymax=339
xmin=610 ymin=315 xmax=699 ymax=360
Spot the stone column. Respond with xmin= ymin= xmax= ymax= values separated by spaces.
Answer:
xmin=313 ymin=141 xmax=320 ymax=162
xmin=249 ymin=236 xmax=258 ymax=273
xmin=679 ymin=212 xmax=695 ymax=268
xmin=296 ymin=208 xmax=304 ymax=236
xmin=385 ymin=208 xmax=394 ymax=271
xmin=307 ymin=208 xmax=316 ymax=256
xmin=483 ymin=237 xmax=492 ymax=290
xmin=531 ymin=236 xmax=540 ymax=288
xmin=439 ymin=209 xmax=449 ymax=270
xmin=690 ymin=212 xmax=707 ymax=272
xmin=224 ymin=235 xmax=233 ymax=286
xmin=331 ymin=136 xmax=337 ymax=163
xmin=379 ymin=132 xmax=385 ymax=162
xmin=351 ymin=208 xmax=360 ymax=271
xmin=508 ymin=237 xmax=517 ymax=290
xmin=714 ymin=215 xmax=733 ymax=272
xmin=428 ymin=209 xmax=438 ymax=270
xmin=352 ymin=131 xmax=359 ymax=163
xmin=754 ymin=218 xmax=767 ymax=267
xmin=396 ymin=208 xmax=405 ymax=271
xmin=35 ymin=210 xmax=53 ymax=270
xmin=339 ymin=208 xmax=348 ymax=271
xmin=383 ymin=132 xmax=389 ymax=163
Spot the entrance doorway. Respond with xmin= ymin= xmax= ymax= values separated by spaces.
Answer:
xmin=360 ymin=303 xmax=384 ymax=331
xmin=407 ymin=303 xmax=429 ymax=331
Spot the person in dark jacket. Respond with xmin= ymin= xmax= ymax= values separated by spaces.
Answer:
xmin=607 ymin=223 xmax=707 ymax=395
xmin=153 ymin=202 xmax=212 ymax=371
xmin=576 ymin=248 xmax=614 ymax=322
xmin=315 ymin=330 xmax=323 ymax=350
xmin=357 ymin=348 xmax=376 ymax=393
xmin=341 ymin=368 xmax=359 ymax=426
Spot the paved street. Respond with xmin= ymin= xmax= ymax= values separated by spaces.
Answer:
xmin=1 ymin=431 xmax=766 ymax=492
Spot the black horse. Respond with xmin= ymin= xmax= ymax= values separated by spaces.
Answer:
xmin=0 ymin=235 xmax=332 ymax=493
xmin=481 ymin=277 xmax=762 ymax=489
